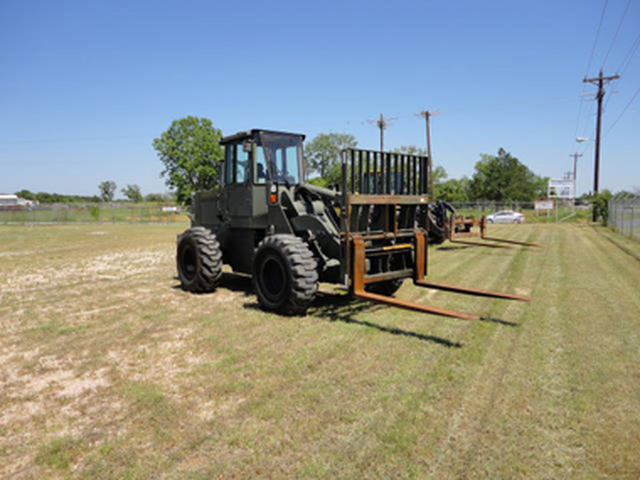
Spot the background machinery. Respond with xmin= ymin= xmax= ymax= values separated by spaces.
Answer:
xmin=426 ymin=200 xmax=542 ymax=249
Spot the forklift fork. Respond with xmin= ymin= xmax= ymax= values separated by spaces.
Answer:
xmin=350 ymin=231 xmax=530 ymax=321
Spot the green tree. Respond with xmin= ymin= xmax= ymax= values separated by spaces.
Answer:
xmin=145 ymin=193 xmax=167 ymax=203
xmin=533 ymin=175 xmax=549 ymax=199
xmin=15 ymin=189 xmax=36 ymax=201
xmin=432 ymin=165 xmax=448 ymax=195
xmin=468 ymin=148 xmax=543 ymax=201
xmin=152 ymin=116 xmax=224 ymax=205
xmin=15 ymin=190 xmax=99 ymax=204
xmin=592 ymin=189 xmax=613 ymax=224
xmin=393 ymin=145 xmax=426 ymax=156
xmin=98 ymin=181 xmax=117 ymax=202
xmin=438 ymin=177 xmax=471 ymax=202
xmin=121 ymin=184 xmax=143 ymax=203
xmin=393 ymin=146 xmax=447 ymax=198
xmin=305 ymin=133 xmax=357 ymax=184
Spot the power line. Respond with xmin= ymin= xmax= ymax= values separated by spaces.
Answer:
xmin=617 ymin=31 xmax=640 ymax=74
xmin=602 ymin=0 xmax=633 ymax=68
xmin=585 ymin=0 xmax=610 ymax=77
xmin=573 ymin=95 xmax=586 ymax=141
xmin=578 ymin=139 xmax=593 ymax=157
xmin=605 ymin=85 xmax=640 ymax=136
xmin=574 ymin=0 xmax=609 ymax=155
xmin=578 ymin=97 xmax=597 ymax=143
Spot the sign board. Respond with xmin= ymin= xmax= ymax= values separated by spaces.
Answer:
xmin=548 ymin=179 xmax=575 ymax=199
xmin=535 ymin=200 xmax=555 ymax=211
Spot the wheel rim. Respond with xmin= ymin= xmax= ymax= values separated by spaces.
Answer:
xmin=259 ymin=253 xmax=288 ymax=303
xmin=180 ymin=243 xmax=197 ymax=281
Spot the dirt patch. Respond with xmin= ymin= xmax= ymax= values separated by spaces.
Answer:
xmin=0 ymin=248 xmax=172 ymax=293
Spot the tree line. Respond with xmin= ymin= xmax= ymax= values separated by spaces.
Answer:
xmin=13 ymin=117 xmax=551 ymax=205
xmin=295 ymin=135 xmax=548 ymax=203
xmin=96 ymin=182 xmax=174 ymax=203
xmin=152 ymin=116 xmax=549 ymax=205
xmin=15 ymin=186 xmax=173 ymax=204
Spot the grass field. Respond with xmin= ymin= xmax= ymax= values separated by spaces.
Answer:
xmin=1 ymin=223 xmax=639 ymax=478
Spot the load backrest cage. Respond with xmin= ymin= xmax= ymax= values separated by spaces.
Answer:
xmin=340 ymin=149 xmax=430 ymax=235
xmin=341 ymin=149 xmax=429 ymax=197
xmin=338 ymin=148 xmax=532 ymax=319
xmin=339 ymin=148 xmax=431 ymax=291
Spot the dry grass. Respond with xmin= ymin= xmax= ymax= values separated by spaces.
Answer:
xmin=0 ymin=223 xmax=638 ymax=478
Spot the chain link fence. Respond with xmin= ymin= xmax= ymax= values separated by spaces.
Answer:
xmin=449 ymin=201 xmax=588 ymax=223
xmin=0 ymin=204 xmax=189 ymax=224
xmin=608 ymin=195 xmax=640 ymax=242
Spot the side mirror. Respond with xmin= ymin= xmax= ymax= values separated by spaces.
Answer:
xmin=243 ymin=140 xmax=253 ymax=153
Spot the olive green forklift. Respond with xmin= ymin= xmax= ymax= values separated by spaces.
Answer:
xmin=177 ymin=129 xmax=530 ymax=319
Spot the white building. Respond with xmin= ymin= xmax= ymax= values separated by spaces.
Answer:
xmin=0 ymin=194 xmax=34 ymax=209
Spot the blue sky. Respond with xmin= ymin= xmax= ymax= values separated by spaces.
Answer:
xmin=1 ymin=0 xmax=638 ymax=197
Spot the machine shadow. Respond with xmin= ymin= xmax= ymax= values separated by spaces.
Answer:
xmin=480 ymin=316 xmax=519 ymax=327
xmin=308 ymin=291 xmax=463 ymax=348
xmin=436 ymin=245 xmax=471 ymax=251
xmin=172 ymin=272 xmax=254 ymax=296
xmin=218 ymin=272 xmax=254 ymax=295
xmin=173 ymin=275 xmax=515 ymax=337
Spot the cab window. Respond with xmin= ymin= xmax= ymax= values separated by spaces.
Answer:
xmin=255 ymin=147 xmax=267 ymax=184
xmin=274 ymin=146 xmax=300 ymax=184
xmin=225 ymin=144 xmax=250 ymax=184
xmin=259 ymin=132 xmax=303 ymax=184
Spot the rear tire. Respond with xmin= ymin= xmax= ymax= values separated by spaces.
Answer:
xmin=365 ymin=279 xmax=404 ymax=296
xmin=425 ymin=209 xmax=446 ymax=245
xmin=177 ymin=227 xmax=223 ymax=293
xmin=254 ymin=235 xmax=318 ymax=315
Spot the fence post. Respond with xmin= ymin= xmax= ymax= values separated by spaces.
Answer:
xmin=618 ymin=201 xmax=622 ymax=234
xmin=610 ymin=200 xmax=615 ymax=230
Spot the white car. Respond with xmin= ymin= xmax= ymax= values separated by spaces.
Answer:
xmin=485 ymin=210 xmax=525 ymax=224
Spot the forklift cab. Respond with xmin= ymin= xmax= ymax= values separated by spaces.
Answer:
xmin=217 ymin=129 xmax=305 ymax=228
xmin=220 ymin=129 xmax=305 ymax=187
xmin=213 ymin=129 xmax=306 ymax=273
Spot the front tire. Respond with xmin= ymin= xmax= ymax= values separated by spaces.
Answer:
xmin=253 ymin=235 xmax=318 ymax=315
xmin=177 ymin=227 xmax=223 ymax=293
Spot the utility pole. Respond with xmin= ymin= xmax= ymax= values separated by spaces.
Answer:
xmin=583 ymin=70 xmax=620 ymax=195
xmin=367 ymin=113 xmax=397 ymax=152
xmin=416 ymin=110 xmax=439 ymax=198
xmin=569 ymin=152 xmax=582 ymax=198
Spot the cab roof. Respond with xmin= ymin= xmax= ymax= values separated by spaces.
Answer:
xmin=220 ymin=129 xmax=305 ymax=145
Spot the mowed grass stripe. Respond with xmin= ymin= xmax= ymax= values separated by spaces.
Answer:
xmin=425 ymin=225 xmax=557 ymax=477
xmin=555 ymin=226 xmax=640 ymax=476
xmin=345 ymin=227 xmax=547 ymax=476
xmin=578 ymin=225 xmax=640 ymax=311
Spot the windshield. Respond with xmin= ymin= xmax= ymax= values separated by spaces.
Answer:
xmin=259 ymin=132 xmax=303 ymax=184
